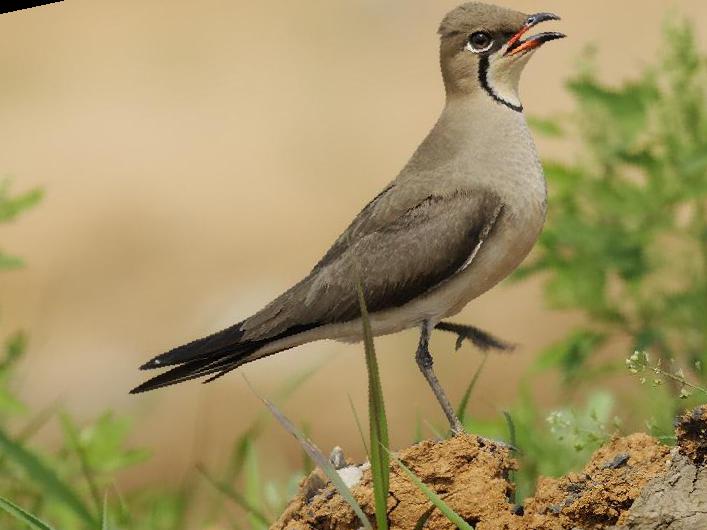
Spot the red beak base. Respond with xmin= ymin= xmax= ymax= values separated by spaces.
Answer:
xmin=505 ymin=12 xmax=565 ymax=56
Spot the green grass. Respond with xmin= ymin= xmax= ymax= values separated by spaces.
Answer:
xmin=355 ymin=278 xmax=390 ymax=530
xmin=0 ymin=495 xmax=57 ymax=530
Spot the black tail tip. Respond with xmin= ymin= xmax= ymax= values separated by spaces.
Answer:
xmin=139 ymin=358 xmax=164 ymax=370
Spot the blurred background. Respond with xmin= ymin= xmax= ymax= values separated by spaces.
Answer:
xmin=1 ymin=0 xmax=706 ymax=528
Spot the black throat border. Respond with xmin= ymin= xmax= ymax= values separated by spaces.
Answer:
xmin=478 ymin=56 xmax=523 ymax=113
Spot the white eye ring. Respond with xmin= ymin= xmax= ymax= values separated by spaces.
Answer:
xmin=465 ymin=32 xmax=494 ymax=54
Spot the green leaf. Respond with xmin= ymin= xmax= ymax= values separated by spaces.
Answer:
xmin=355 ymin=277 xmax=390 ymax=530
xmin=0 ymin=252 xmax=25 ymax=270
xmin=0 ymin=428 xmax=97 ymax=526
xmin=1 ymin=331 xmax=27 ymax=371
xmin=386 ymin=450 xmax=474 ymax=530
xmin=0 ymin=495 xmax=57 ymax=530
xmin=0 ymin=185 xmax=43 ymax=223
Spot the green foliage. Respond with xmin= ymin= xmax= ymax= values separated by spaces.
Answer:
xmin=455 ymin=17 xmax=707 ymax=500
xmin=522 ymin=18 xmax=707 ymax=380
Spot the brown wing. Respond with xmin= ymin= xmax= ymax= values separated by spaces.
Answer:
xmin=133 ymin=186 xmax=504 ymax=385
xmin=239 ymin=188 xmax=503 ymax=340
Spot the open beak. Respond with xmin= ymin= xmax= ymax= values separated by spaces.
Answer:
xmin=505 ymin=12 xmax=565 ymax=56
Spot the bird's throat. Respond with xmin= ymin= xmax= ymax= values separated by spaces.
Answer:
xmin=478 ymin=56 xmax=523 ymax=113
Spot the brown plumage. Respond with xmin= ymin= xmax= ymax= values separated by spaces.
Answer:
xmin=131 ymin=2 xmax=564 ymax=431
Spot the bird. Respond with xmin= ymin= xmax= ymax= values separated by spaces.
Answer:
xmin=131 ymin=2 xmax=565 ymax=433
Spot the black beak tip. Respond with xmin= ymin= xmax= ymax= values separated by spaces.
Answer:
xmin=527 ymin=12 xmax=561 ymax=27
xmin=548 ymin=32 xmax=567 ymax=41
xmin=139 ymin=359 xmax=161 ymax=370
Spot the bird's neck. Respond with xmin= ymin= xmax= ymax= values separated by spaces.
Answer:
xmin=436 ymin=95 xmax=533 ymax=159
xmin=427 ymin=95 xmax=543 ymax=192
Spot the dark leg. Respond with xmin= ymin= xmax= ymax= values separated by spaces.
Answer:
xmin=435 ymin=321 xmax=515 ymax=352
xmin=415 ymin=321 xmax=464 ymax=434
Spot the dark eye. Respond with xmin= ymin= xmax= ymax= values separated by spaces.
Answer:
xmin=468 ymin=31 xmax=493 ymax=52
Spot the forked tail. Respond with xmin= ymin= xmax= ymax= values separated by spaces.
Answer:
xmin=129 ymin=322 xmax=315 ymax=393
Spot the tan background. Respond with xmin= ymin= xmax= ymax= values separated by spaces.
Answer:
xmin=1 ymin=0 xmax=705 ymax=486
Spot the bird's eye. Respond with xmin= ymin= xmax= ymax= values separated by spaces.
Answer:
xmin=467 ymin=31 xmax=493 ymax=52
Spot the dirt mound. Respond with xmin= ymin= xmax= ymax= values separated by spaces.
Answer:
xmin=525 ymin=434 xmax=669 ymax=529
xmin=273 ymin=405 xmax=707 ymax=530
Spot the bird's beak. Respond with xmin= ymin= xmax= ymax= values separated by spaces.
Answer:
xmin=505 ymin=12 xmax=565 ymax=56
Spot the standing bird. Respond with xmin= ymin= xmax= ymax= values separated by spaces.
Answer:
xmin=131 ymin=2 xmax=564 ymax=433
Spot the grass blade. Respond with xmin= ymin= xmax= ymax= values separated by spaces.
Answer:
xmin=225 ymin=362 xmax=323 ymax=483
xmin=101 ymin=493 xmax=109 ymax=530
xmin=0 ymin=428 xmax=96 ymax=526
xmin=502 ymin=411 xmax=517 ymax=450
xmin=355 ymin=278 xmax=390 ymax=530
xmin=197 ymin=464 xmax=271 ymax=527
xmin=456 ymin=353 xmax=489 ymax=425
xmin=414 ymin=411 xmax=423 ymax=443
xmin=413 ymin=505 xmax=435 ymax=530
xmin=0 ymin=403 xmax=57 ymax=473
xmin=423 ymin=420 xmax=444 ymax=441
xmin=502 ymin=411 xmax=518 ymax=505
xmin=247 ymin=379 xmax=372 ymax=529
xmin=0 ymin=495 xmax=57 ymax=530
xmin=300 ymin=422 xmax=315 ymax=476
xmin=347 ymin=394 xmax=369 ymax=458
xmin=243 ymin=440 xmax=268 ymax=529
xmin=385 ymin=450 xmax=475 ymax=530
xmin=59 ymin=413 xmax=102 ymax=515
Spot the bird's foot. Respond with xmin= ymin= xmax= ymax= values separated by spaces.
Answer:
xmin=435 ymin=321 xmax=515 ymax=352
xmin=477 ymin=435 xmax=517 ymax=451
xmin=444 ymin=424 xmax=517 ymax=453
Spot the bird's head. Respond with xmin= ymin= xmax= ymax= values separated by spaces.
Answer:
xmin=438 ymin=2 xmax=565 ymax=111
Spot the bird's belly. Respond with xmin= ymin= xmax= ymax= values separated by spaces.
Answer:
xmin=443 ymin=215 xmax=542 ymax=316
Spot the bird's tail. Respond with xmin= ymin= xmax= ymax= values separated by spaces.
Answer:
xmin=129 ymin=322 xmax=314 ymax=394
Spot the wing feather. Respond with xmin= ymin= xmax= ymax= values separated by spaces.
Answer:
xmin=239 ymin=188 xmax=504 ymax=341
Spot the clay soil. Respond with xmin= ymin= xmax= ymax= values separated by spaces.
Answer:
xmin=273 ymin=406 xmax=707 ymax=530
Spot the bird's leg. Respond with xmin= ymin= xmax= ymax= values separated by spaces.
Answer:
xmin=415 ymin=321 xmax=464 ymax=434
xmin=435 ymin=321 xmax=515 ymax=352
xmin=432 ymin=321 xmax=516 ymax=451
